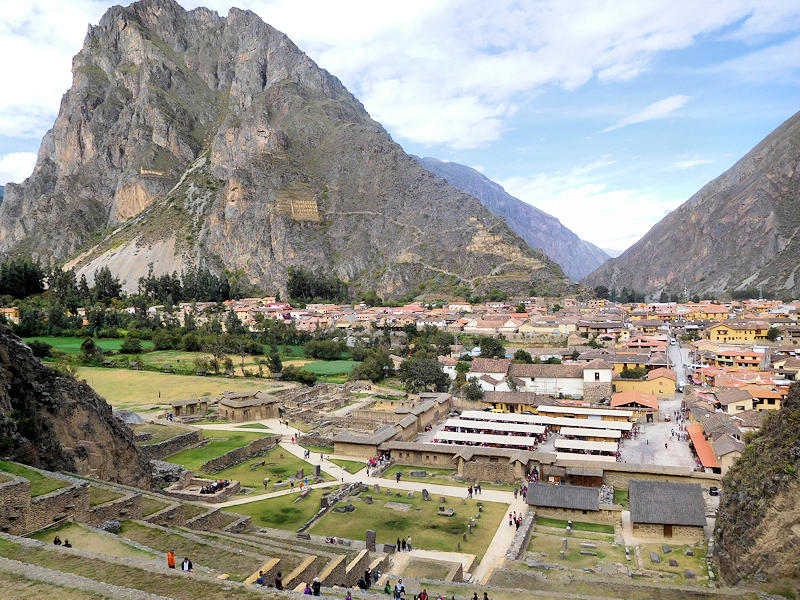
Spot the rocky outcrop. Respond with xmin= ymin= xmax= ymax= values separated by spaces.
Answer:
xmin=714 ymin=382 xmax=800 ymax=584
xmin=0 ymin=0 xmax=572 ymax=299
xmin=584 ymin=110 xmax=800 ymax=298
xmin=0 ymin=325 xmax=150 ymax=487
xmin=415 ymin=157 xmax=609 ymax=280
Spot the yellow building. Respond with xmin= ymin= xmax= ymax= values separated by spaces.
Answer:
xmin=612 ymin=367 xmax=677 ymax=398
xmin=706 ymin=321 xmax=769 ymax=343
xmin=714 ymin=387 xmax=753 ymax=414
xmin=684 ymin=305 xmax=730 ymax=321
xmin=483 ymin=391 xmax=542 ymax=413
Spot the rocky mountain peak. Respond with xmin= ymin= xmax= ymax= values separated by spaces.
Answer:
xmin=0 ymin=0 xmax=571 ymax=299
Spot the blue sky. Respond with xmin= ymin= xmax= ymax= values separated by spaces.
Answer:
xmin=1 ymin=0 xmax=799 ymax=252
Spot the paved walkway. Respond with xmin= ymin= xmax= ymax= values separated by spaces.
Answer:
xmin=197 ymin=419 xmax=523 ymax=578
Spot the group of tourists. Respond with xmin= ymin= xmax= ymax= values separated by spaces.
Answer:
xmin=302 ymin=577 xmax=322 ymax=595
xmin=356 ymin=566 xmax=381 ymax=590
xmin=255 ymin=570 xmax=283 ymax=590
xmin=53 ymin=536 xmax=72 ymax=548
xmin=199 ymin=479 xmax=230 ymax=495
xmin=512 ymin=484 xmax=528 ymax=499
xmin=396 ymin=535 xmax=413 ymax=551
xmin=380 ymin=579 xmax=490 ymax=600
xmin=466 ymin=483 xmax=482 ymax=498
xmin=165 ymin=551 xmax=193 ymax=572
xmin=508 ymin=511 xmax=523 ymax=529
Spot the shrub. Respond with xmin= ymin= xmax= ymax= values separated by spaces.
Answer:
xmin=120 ymin=337 xmax=143 ymax=354
xmin=28 ymin=340 xmax=52 ymax=358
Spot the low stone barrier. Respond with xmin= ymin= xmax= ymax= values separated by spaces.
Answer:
xmin=445 ymin=561 xmax=463 ymax=583
xmin=184 ymin=507 xmax=224 ymax=531
xmin=344 ymin=549 xmax=371 ymax=587
xmin=283 ymin=554 xmax=319 ymax=589
xmin=162 ymin=478 xmax=241 ymax=503
xmin=0 ymin=475 xmax=31 ymax=535
xmin=142 ymin=503 xmax=184 ymax=527
xmin=200 ymin=436 xmax=278 ymax=474
xmin=139 ymin=430 xmax=203 ymax=461
xmin=85 ymin=493 xmax=142 ymax=527
xmin=505 ymin=511 xmax=536 ymax=560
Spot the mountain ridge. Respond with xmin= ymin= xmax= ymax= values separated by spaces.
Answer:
xmin=414 ymin=157 xmax=610 ymax=280
xmin=584 ymin=110 xmax=800 ymax=298
xmin=0 ymin=0 xmax=572 ymax=299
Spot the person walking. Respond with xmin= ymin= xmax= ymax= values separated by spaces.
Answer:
xmin=181 ymin=557 xmax=192 ymax=572
xmin=167 ymin=550 xmax=175 ymax=569
xmin=312 ymin=576 xmax=321 ymax=596
xmin=401 ymin=538 xmax=407 ymax=551
xmin=275 ymin=571 xmax=283 ymax=590
xmin=396 ymin=472 xmax=401 ymax=483
xmin=406 ymin=536 xmax=412 ymax=551
xmin=263 ymin=477 xmax=269 ymax=490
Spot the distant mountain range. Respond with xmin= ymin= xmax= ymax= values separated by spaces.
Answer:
xmin=415 ymin=157 xmax=610 ymax=280
xmin=585 ymin=110 xmax=800 ymax=298
xmin=0 ymin=0 xmax=573 ymax=299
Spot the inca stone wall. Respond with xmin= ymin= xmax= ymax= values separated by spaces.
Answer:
xmin=200 ymin=436 xmax=278 ymax=473
xmin=138 ymin=430 xmax=202 ymax=460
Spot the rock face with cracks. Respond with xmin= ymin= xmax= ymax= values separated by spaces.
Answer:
xmin=0 ymin=0 xmax=572 ymax=299
xmin=0 ymin=325 xmax=151 ymax=487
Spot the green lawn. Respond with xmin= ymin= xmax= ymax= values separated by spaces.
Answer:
xmin=527 ymin=533 xmax=626 ymax=569
xmin=299 ymin=442 xmax=333 ymax=454
xmin=205 ymin=448 xmax=332 ymax=493
xmin=140 ymin=496 xmax=170 ymax=517
xmin=164 ymin=430 xmax=269 ymax=472
xmin=310 ymin=488 xmax=506 ymax=559
xmin=235 ymin=423 xmax=271 ymax=429
xmin=644 ymin=543 xmax=709 ymax=581
xmin=302 ymin=360 xmax=359 ymax=375
xmin=76 ymin=367 xmax=272 ymax=409
xmin=278 ymin=344 xmax=304 ymax=359
xmin=614 ymin=488 xmax=629 ymax=508
xmin=329 ymin=458 xmax=365 ymax=474
xmin=232 ymin=487 xmax=337 ymax=531
xmin=88 ymin=486 xmax=124 ymax=507
xmin=30 ymin=522 xmax=155 ymax=559
xmin=23 ymin=336 xmax=154 ymax=354
xmin=133 ymin=423 xmax=195 ymax=445
xmin=0 ymin=460 xmax=68 ymax=497
xmin=534 ymin=516 xmax=615 ymax=534
xmin=380 ymin=464 xmax=514 ymax=491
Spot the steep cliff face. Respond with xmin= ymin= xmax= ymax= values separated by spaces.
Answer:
xmin=584 ymin=110 xmax=800 ymax=298
xmin=0 ymin=326 xmax=150 ymax=487
xmin=0 ymin=0 xmax=571 ymax=299
xmin=415 ymin=157 xmax=610 ymax=280
xmin=714 ymin=383 xmax=800 ymax=584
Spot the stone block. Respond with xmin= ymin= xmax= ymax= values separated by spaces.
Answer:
xmin=662 ymin=544 xmax=672 ymax=554
xmin=366 ymin=530 xmax=376 ymax=552
xmin=649 ymin=552 xmax=660 ymax=564
xmin=297 ymin=531 xmax=311 ymax=540
xmin=684 ymin=569 xmax=695 ymax=579
xmin=684 ymin=549 xmax=694 ymax=556
xmin=422 ymin=489 xmax=430 ymax=501
xmin=669 ymin=559 xmax=678 ymax=567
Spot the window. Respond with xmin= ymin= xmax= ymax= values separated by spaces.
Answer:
xmin=594 ymin=372 xmax=600 ymax=381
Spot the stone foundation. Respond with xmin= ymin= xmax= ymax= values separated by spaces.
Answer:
xmin=139 ymin=430 xmax=203 ymax=460
xmin=200 ymin=436 xmax=278 ymax=473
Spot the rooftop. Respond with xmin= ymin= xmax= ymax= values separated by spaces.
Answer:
xmin=525 ymin=482 xmax=600 ymax=511
xmin=629 ymin=479 xmax=706 ymax=527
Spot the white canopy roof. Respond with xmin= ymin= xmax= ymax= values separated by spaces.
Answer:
xmin=443 ymin=418 xmax=545 ymax=435
xmin=559 ymin=427 xmax=622 ymax=439
xmin=460 ymin=410 xmax=633 ymax=431
xmin=538 ymin=405 xmax=633 ymax=418
xmin=554 ymin=439 xmax=618 ymax=452
xmin=555 ymin=452 xmax=617 ymax=463
xmin=432 ymin=430 xmax=538 ymax=448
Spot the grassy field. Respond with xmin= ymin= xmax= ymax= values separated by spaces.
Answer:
xmin=299 ymin=442 xmax=333 ymax=454
xmin=310 ymin=488 xmax=505 ymax=559
xmin=527 ymin=533 xmax=626 ymax=569
xmin=614 ymin=488 xmax=629 ymax=507
xmin=329 ymin=458 xmax=365 ymax=474
xmin=235 ymin=423 xmax=270 ymax=429
xmin=132 ymin=423 xmax=194 ymax=444
xmin=381 ymin=464 xmax=514 ymax=491
xmin=644 ymin=543 xmax=709 ymax=581
xmin=0 ymin=569 xmax=119 ymax=600
xmin=403 ymin=558 xmax=456 ymax=580
xmin=140 ymin=496 xmax=170 ymax=517
xmin=164 ymin=430 xmax=269 ymax=472
xmin=534 ymin=516 xmax=615 ymax=534
xmin=302 ymin=360 xmax=359 ymax=375
xmin=0 ymin=460 xmax=68 ymax=497
xmin=206 ymin=448 xmax=332 ymax=493
xmin=23 ymin=336 xmax=154 ymax=354
xmin=30 ymin=522 xmax=155 ymax=559
xmin=232 ymin=487 xmax=336 ymax=530
xmin=88 ymin=486 xmax=124 ymax=507
xmin=76 ymin=367 xmax=273 ymax=409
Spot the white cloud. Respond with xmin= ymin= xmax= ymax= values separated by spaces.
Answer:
xmin=499 ymin=162 xmax=681 ymax=250
xmin=602 ymin=95 xmax=690 ymax=133
xmin=671 ymin=158 xmax=715 ymax=169
xmin=3 ymin=0 xmax=798 ymax=148
xmin=715 ymin=34 xmax=800 ymax=83
xmin=0 ymin=152 xmax=37 ymax=186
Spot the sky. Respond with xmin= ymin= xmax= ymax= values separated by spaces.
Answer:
xmin=1 ymin=1 xmax=800 ymax=253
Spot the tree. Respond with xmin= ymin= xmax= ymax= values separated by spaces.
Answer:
xmin=28 ymin=340 xmax=52 ymax=358
xmin=180 ymin=333 xmax=201 ymax=351
xmin=593 ymin=285 xmax=610 ymax=300
xmin=587 ymin=335 xmax=602 ymax=349
xmin=619 ymin=367 xmax=647 ymax=379
xmin=463 ymin=377 xmax=483 ymax=402
xmin=398 ymin=356 xmax=449 ymax=393
xmin=351 ymin=348 xmax=393 ymax=382
xmin=479 ymin=336 xmax=505 ymax=359
xmin=281 ymin=365 xmax=318 ymax=385
xmin=151 ymin=328 xmax=176 ymax=350
xmin=120 ymin=337 xmax=143 ymax=354
xmin=513 ymin=349 xmax=533 ymax=364
xmin=766 ymin=327 xmax=780 ymax=341
xmin=303 ymin=339 xmax=345 ymax=360
xmin=266 ymin=348 xmax=283 ymax=375
xmin=225 ymin=309 xmax=247 ymax=336
xmin=455 ymin=361 xmax=471 ymax=380
xmin=659 ymin=291 xmax=669 ymax=303
xmin=93 ymin=266 xmax=122 ymax=302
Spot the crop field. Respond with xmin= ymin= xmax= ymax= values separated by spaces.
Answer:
xmin=23 ymin=336 xmax=154 ymax=354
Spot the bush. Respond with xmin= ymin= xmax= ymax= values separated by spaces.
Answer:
xmin=120 ymin=337 xmax=143 ymax=354
xmin=181 ymin=333 xmax=201 ymax=351
xmin=619 ymin=367 xmax=647 ymax=379
xmin=282 ymin=365 xmax=318 ymax=385
xmin=151 ymin=328 xmax=177 ymax=350
xmin=303 ymin=339 xmax=345 ymax=360
xmin=28 ymin=340 xmax=52 ymax=358
xmin=98 ymin=327 xmax=121 ymax=339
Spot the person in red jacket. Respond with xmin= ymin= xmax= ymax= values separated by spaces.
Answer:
xmin=166 ymin=551 xmax=175 ymax=569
